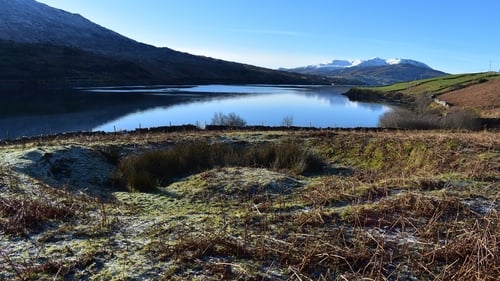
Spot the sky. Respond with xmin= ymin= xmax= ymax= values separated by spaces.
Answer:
xmin=36 ymin=0 xmax=500 ymax=74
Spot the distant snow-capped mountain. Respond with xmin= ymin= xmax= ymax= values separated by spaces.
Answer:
xmin=284 ymin=57 xmax=446 ymax=86
xmin=306 ymin=57 xmax=431 ymax=70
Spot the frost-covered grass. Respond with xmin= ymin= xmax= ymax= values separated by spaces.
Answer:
xmin=0 ymin=129 xmax=498 ymax=280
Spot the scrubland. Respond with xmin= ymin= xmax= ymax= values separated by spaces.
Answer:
xmin=0 ymin=128 xmax=498 ymax=280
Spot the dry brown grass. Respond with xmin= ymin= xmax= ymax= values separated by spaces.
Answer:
xmin=0 ymin=129 xmax=498 ymax=280
xmin=156 ymin=130 xmax=499 ymax=280
xmin=0 ymin=176 xmax=94 ymax=236
xmin=439 ymin=78 xmax=500 ymax=118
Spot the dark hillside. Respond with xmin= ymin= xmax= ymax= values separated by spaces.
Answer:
xmin=0 ymin=40 xmax=157 ymax=89
xmin=0 ymin=39 xmax=332 ymax=89
xmin=0 ymin=0 xmax=332 ymax=88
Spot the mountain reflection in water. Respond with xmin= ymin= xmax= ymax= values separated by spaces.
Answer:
xmin=0 ymin=85 xmax=392 ymax=140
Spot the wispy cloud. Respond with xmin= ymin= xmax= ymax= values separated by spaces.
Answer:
xmin=228 ymin=28 xmax=306 ymax=37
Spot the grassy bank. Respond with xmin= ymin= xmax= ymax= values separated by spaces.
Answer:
xmin=0 ymin=129 xmax=498 ymax=280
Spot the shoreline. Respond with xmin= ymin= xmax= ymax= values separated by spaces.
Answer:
xmin=1 ymin=125 xmax=483 ymax=146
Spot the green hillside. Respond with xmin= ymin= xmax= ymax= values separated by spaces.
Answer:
xmin=373 ymin=72 xmax=500 ymax=95
xmin=361 ymin=72 xmax=499 ymax=95
xmin=344 ymin=72 xmax=500 ymax=104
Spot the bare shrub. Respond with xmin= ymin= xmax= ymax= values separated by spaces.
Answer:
xmin=440 ymin=108 xmax=482 ymax=130
xmin=380 ymin=90 xmax=482 ymax=130
xmin=281 ymin=115 xmax=294 ymax=127
xmin=379 ymin=109 xmax=440 ymax=129
xmin=211 ymin=112 xmax=247 ymax=127
xmin=380 ymin=107 xmax=482 ymax=130
xmin=413 ymin=93 xmax=433 ymax=114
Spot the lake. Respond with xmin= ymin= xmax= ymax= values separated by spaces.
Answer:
xmin=0 ymin=85 xmax=392 ymax=139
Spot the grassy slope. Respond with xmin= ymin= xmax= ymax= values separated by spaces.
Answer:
xmin=372 ymin=72 xmax=500 ymax=96
xmin=345 ymin=72 xmax=500 ymax=104
xmin=0 ymin=129 xmax=498 ymax=280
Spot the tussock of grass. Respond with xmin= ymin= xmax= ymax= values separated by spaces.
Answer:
xmin=116 ymin=140 xmax=323 ymax=192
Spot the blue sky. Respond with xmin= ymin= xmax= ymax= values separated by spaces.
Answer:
xmin=37 ymin=0 xmax=500 ymax=74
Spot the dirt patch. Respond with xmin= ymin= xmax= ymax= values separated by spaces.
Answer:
xmin=439 ymin=78 xmax=500 ymax=117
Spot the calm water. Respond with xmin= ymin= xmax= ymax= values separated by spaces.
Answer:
xmin=0 ymin=85 xmax=392 ymax=139
xmin=93 ymin=85 xmax=392 ymax=131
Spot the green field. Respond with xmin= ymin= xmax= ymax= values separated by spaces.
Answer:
xmin=359 ymin=72 xmax=500 ymax=96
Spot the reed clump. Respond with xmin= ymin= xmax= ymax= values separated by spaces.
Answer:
xmin=116 ymin=140 xmax=324 ymax=192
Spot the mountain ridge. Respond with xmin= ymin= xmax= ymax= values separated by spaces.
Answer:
xmin=284 ymin=57 xmax=447 ymax=85
xmin=296 ymin=57 xmax=431 ymax=70
xmin=0 ymin=0 xmax=332 ymax=88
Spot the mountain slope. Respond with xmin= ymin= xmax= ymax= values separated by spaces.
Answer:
xmin=0 ymin=39 xmax=159 ymax=89
xmin=344 ymin=72 xmax=500 ymax=106
xmin=331 ymin=63 xmax=448 ymax=86
xmin=439 ymin=77 xmax=500 ymax=118
xmin=285 ymin=58 xmax=447 ymax=85
xmin=0 ymin=0 xmax=330 ymax=87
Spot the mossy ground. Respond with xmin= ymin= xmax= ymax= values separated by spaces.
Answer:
xmin=0 ymin=129 xmax=498 ymax=280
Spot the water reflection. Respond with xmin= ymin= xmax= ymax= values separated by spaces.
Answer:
xmin=93 ymin=85 xmax=392 ymax=131
xmin=0 ymin=85 xmax=393 ymax=140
